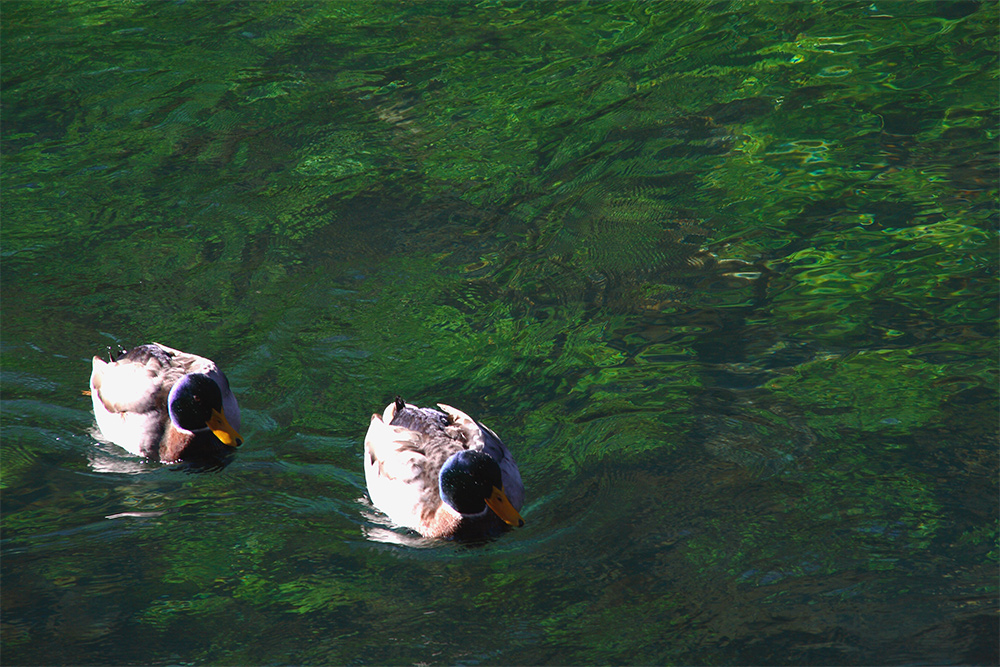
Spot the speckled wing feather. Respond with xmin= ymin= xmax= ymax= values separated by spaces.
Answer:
xmin=436 ymin=403 xmax=484 ymax=450
xmin=91 ymin=348 xmax=171 ymax=414
xmin=364 ymin=409 xmax=452 ymax=530
xmin=89 ymin=350 xmax=171 ymax=457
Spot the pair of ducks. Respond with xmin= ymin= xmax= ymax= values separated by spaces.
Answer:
xmin=89 ymin=343 xmax=525 ymax=539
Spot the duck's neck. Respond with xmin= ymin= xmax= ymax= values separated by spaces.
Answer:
xmin=420 ymin=502 xmax=462 ymax=539
xmin=159 ymin=424 xmax=194 ymax=463
xmin=421 ymin=502 xmax=510 ymax=540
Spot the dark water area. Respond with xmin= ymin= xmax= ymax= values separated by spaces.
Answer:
xmin=2 ymin=1 xmax=997 ymax=665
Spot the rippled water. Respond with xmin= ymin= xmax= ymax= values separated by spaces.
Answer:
xmin=2 ymin=2 xmax=997 ymax=665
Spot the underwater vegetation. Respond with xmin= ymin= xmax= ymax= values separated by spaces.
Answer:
xmin=1 ymin=1 xmax=996 ymax=664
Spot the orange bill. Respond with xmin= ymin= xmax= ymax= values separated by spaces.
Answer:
xmin=207 ymin=408 xmax=243 ymax=447
xmin=485 ymin=485 xmax=525 ymax=527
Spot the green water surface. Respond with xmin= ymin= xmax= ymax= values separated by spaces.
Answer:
xmin=2 ymin=1 xmax=997 ymax=665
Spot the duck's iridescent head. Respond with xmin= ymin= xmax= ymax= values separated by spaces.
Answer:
xmin=439 ymin=450 xmax=523 ymax=527
xmin=167 ymin=374 xmax=242 ymax=447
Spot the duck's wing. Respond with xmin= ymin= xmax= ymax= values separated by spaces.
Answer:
xmin=150 ymin=342 xmax=216 ymax=376
xmin=436 ymin=403 xmax=485 ymax=449
xmin=438 ymin=403 xmax=524 ymax=510
xmin=90 ymin=347 xmax=177 ymax=456
xmin=90 ymin=347 xmax=173 ymax=414
xmin=364 ymin=410 xmax=458 ymax=532
xmin=482 ymin=421 xmax=524 ymax=510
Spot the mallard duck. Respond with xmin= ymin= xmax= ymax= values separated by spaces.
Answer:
xmin=364 ymin=398 xmax=524 ymax=539
xmin=89 ymin=343 xmax=242 ymax=463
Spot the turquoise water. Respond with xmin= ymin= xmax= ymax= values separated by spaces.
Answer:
xmin=2 ymin=1 xmax=997 ymax=664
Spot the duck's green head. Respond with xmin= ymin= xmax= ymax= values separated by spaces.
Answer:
xmin=439 ymin=450 xmax=524 ymax=527
xmin=168 ymin=374 xmax=243 ymax=446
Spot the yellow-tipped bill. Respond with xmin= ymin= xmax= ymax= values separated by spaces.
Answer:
xmin=485 ymin=485 xmax=525 ymax=527
xmin=207 ymin=408 xmax=242 ymax=447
